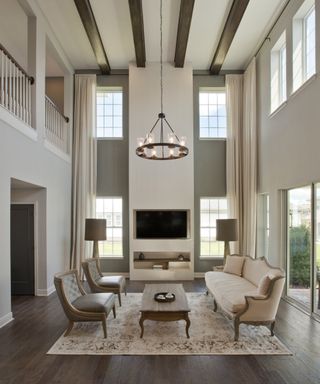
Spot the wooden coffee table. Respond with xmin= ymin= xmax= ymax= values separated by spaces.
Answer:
xmin=139 ymin=283 xmax=191 ymax=338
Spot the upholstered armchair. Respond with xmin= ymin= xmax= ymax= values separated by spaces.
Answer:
xmin=54 ymin=269 xmax=116 ymax=338
xmin=82 ymin=258 xmax=127 ymax=306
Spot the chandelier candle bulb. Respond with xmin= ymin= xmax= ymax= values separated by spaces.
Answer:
xmin=168 ymin=133 xmax=175 ymax=144
xmin=137 ymin=138 xmax=144 ymax=147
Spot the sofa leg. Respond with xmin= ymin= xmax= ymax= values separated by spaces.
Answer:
xmin=234 ymin=318 xmax=240 ymax=341
xmin=205 ymin=289 xmax=209 ymax=296
xmin=112 ymin=304 xmax=116 ymax=319
xmin=270 ymin=321 xmax=275 ymax=336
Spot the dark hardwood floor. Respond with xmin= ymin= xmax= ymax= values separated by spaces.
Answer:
xmin=1 ymin=279 xmax=319 ymax=384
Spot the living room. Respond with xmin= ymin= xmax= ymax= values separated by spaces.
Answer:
xmin=0 ymin=0 xmax=320 ymax=383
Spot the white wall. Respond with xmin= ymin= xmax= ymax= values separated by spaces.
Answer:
xmin=257 ymin=0 xmax=320 ymax=267
xmin=129 ymin=63 xmax=194 ymax=279
xmin=0 ymin=0 xmax=73 ymax=327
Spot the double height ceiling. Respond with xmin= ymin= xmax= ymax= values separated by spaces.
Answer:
xmin=37 ymin=0 xmax=288 ymax=74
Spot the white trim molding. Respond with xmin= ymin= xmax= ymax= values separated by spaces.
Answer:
xmin=0 ymin=312 xmax=14 ymax=328
xmin=0 ymin=106 xmax=37 ymax=141
xmin=37 ymin=285 xmax=55 ymax=296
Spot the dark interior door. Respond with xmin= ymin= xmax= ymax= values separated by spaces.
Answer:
xmin=11 ymin=204 xmax=35 ymax=295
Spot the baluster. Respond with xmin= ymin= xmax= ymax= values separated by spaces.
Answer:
xmin=28 ymin=78 xmax=31 ymax=125
xmin=26 ymin=75 xmax=28 ymax=124
xmin=8 ymin=58 xmax=12 ymax=112
xmin=5 ymin=55 xmax=8 ymax=109
xmin=1 ymin=51 xmax=3 ymax=106
xmin=19 ymin=71 xmax=22 ymax=119
xmin=13 ymin=65 xmax=16 ymax=115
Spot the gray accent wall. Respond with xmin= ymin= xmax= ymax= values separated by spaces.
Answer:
xmin=96 ymin=75 xmax=129 ymax=273
xmin=193 ymin=75 xmax=227 ymax=272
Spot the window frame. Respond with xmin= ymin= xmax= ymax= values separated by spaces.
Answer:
xmin=270 ymin=32 xmax=287 ymax=113
xmin=96 ymin=87 xmax=123 ymax=140
xmin=198 ymin=88 xmax=227 ymax=140
xmin=292 ymin=1 xmax=316 ymax=93
xmin=257 ymin=193 xmax=270 ymax=258
xmin=95 ymin=197 xmax=124 ymax=259
xmin=199 ymin=197 xmax=228 ymax=259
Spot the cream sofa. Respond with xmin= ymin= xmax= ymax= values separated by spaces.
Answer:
xmin=205 ymin=255 xmax=285 ymax=341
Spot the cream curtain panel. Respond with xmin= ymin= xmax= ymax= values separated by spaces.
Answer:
xmin=70 ymin=74 xmax=97 ymax=271
xmin=226 ymin=58 xmax=257 ymax=257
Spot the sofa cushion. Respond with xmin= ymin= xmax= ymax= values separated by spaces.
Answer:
xmin=223 ymin=255 xmax=245 ymax=276
xmin=258 ymin=274 xmax=275 ymax=296
xmin=205 ymin=271 xmax=257 ymax=313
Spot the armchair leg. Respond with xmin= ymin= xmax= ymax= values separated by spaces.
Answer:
xmin=112 ymin=304 xmax=116 ymax=319
xmin=270 ymin=321 xmax=275 ymax=336
xmin=234 ymin=318 xmax=240 ymax=341
xmin=102 ymin=315 xmax=107 ymax=338
xmin=64 ymin=321 xmax=74 ymax=337
xmin=118 ymin=292 xmax=122 ymax=307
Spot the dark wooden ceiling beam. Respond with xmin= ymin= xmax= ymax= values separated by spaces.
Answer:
xmin=210 ymin=0 xmax=250 ymax=75
xmin=128 ymin=0 xmax=146 ymax=67
xmin=74 ymin=0 xmax=110 ymax=74
xmin=174 ymin=0 xmax=195 ymax=68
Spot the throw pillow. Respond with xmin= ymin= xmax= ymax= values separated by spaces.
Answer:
xmin=223 ymin=255 xmax=245 ymax=276
xmin=258 ymin=274 xmax=274 ymax=296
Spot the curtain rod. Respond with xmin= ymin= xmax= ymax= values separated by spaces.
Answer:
xmin=253 ymin=0 xmax=291 ymax=59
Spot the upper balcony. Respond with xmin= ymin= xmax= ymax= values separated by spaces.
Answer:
xmin=0 ymin=0 xmax=73 ymax=161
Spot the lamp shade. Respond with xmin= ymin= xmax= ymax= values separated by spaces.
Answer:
xmin=85 ymin=219 xmax=106 ymax=241
xmin=216 ymin=219 xmax=238 ymax=241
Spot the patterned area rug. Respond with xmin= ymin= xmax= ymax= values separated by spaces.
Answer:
xmin=48 ymin=292 xmax=291 ymax=355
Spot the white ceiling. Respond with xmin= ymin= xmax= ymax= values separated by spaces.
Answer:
xmin=4 ymin=0 xmax=287 ymax=75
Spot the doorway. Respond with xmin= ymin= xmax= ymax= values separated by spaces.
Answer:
xmin=11 ymin=204 xmax=35 ymax=295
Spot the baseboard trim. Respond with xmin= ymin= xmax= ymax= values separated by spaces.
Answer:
xmin=37 ymin=285 xmax=55 ymax=296
xmin=0 ymin=312 xmax=14 ymax=328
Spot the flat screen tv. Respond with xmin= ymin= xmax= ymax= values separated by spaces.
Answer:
xmin=135 ymin=210 xmax=188 ymax=239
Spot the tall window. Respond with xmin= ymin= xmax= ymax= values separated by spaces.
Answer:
xmin=292 ymin=1 xmax=315 ymax=92
xmin=270 ymin=33 xmax=286 ymax=112
xmin=200 ymin=198 xmax=228 ymax=257
xmin=96 ymin=88 xmax=123 ymax=138
xmin=96 ymin=198 xmax=123 ymax=257
xmin=199 ymin=90 xmax=226 ymax=138
xmin=287 ymin=186 xmax=311 ymax=309
xmin=257 ymin=194 xmax=270 ymax=258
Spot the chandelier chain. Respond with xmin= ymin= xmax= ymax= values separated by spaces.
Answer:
xmin=160 ymin=0 xmax=163 ymax=114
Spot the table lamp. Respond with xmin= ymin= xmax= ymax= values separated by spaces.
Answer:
xmin=216 ymin=219 xmax=238 ymax=265
xmin=85 ymin=218 xmax=106 ymax=258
